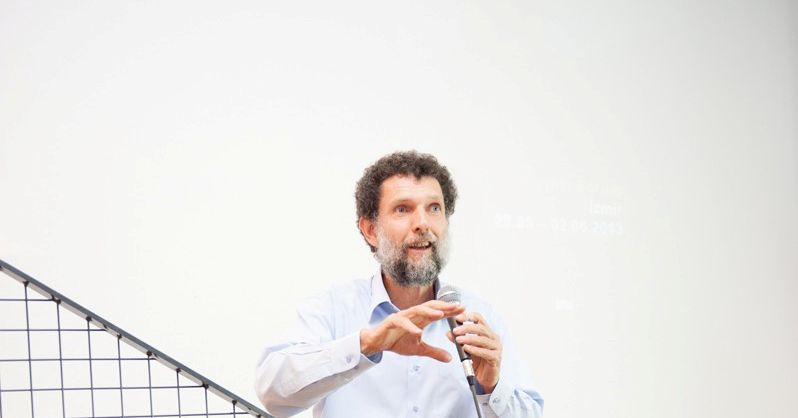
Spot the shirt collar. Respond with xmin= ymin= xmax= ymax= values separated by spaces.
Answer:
xmin=368 ymin=267 xmax=447 ymax=317
xmin=368 ymin=267 xmax=393 ymax=315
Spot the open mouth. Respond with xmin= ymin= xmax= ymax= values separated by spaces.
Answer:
xmin=407 ymin=241 xmax=433 ymax=251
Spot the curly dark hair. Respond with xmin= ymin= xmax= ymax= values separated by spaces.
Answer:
xmin=355 ymin=150 xmax=458 ymax=252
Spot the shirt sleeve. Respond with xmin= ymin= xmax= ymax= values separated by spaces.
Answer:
xmin=476 ymin=380 xmax=544 ymax=418
xmin=468 ymin=298 xmax=545 ymax=418
xmin=254 ymin=290 xmax=381 ymax=418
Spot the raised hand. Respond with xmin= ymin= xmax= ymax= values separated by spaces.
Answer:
xmin=360 ymin=300 xmax=465 ymax=362
xmin=448 ymin=311 xmax=502 ymax=393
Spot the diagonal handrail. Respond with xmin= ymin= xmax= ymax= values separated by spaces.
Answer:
xmin=0 ymin=258 xmax=272 ymax=418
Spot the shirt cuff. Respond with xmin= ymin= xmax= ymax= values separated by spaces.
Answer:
xmin=330 ymin=332 xmax=381 ymax=375
xmin=484 ymin=380 xmax=513 ymax=416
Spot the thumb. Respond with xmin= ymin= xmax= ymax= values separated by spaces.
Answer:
xmin=418 ymin=343 xmax=452 ymax=363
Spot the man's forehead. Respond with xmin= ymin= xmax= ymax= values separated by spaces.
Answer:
xmin=379 ymin=175 xmax=443 ymax=201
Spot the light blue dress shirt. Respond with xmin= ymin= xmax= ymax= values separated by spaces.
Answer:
xmin=255 ymin=269 xmax=543 ymax=418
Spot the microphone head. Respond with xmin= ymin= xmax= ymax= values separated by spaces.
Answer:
xmin=436 ymin=284 xmax=461 ymax=304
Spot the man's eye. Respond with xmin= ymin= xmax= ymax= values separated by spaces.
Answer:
xmin=431 ymin=204 xmax=441 ymax=213
xmin=396 ymin=206 xmax=406 ymax=213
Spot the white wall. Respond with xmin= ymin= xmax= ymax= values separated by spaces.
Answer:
xmin=1 ymin=1 xmax=796 ymax=417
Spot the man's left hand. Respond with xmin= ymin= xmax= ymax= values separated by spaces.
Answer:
xmin=447 ymin=311 xmax=502 ymax=393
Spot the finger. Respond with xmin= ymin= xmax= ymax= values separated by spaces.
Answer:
xmin=454 ymin=322 xmax=498 ymax=340
xmin=422 ymin=300 xmax=466 ymax=315
xmin=445 ymin=307 xmax=467 ymax=320
xmin=455 ymin=333 xmax=499 ymax=350
xmin=470 ymin=311 xmax=491 ymax=328
xmin=454 ymin=314 xmax=477 ymax=325
xmin=452 ymin=322 xmax=491 ymax=337
xmin=455 ymin=310 xmax=487 ymax=324
xmin=389 ymin=315 xmax=423 ymax=336
xmin=421 ymin=300 xmax=456 ymax=310
xmin=417 ymin=342 xmax=452 ymax=363
xmin=446 ymin=330 xmax=454 ymax=343
xmin=463 ymin=344 xmax=500 ymax=364
xmin=406 ymin=305 xmax=446 ymax=322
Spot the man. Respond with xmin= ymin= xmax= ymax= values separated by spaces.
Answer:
xmin=256 ymin=151 xmax=543 ymax=418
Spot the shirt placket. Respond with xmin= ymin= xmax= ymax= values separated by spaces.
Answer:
xmin=407 ymin=356 xmax=424 ymax=417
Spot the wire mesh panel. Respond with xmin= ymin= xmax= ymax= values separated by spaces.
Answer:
xmin=0 ymin=260 xmax=271 ymax=418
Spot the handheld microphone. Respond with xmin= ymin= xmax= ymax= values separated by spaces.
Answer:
xmin=436 ymin=284 xmax=476 ymax=384
xmin=437 ymin=283 xmax=484 ymax=418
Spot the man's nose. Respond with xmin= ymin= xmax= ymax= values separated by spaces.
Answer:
xmin=412 ymin=209 xmax=430 ymax=233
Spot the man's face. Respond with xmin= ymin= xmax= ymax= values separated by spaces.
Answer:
xmin=368 ymin=175 xmax=450 ymax=287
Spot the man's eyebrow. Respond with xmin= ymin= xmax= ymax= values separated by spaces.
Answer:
xmin=387 ymin=195 xmax=444 ymax=204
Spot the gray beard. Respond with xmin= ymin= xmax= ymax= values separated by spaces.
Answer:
xmin=374 ymin=226 xmax=450 ymax=287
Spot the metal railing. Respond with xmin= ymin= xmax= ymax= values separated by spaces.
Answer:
xmin=0 ymin=259 xmax=271 ymax=418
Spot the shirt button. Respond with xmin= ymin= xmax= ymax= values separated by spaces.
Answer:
xmin=413 ymin=365 xmax=420 ymax=372
xmin=412 ymin=406 xmax=419 ymax=413
xmin=345 ymin=354 xmax=353 ymax=364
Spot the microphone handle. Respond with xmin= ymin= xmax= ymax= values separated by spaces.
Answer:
xmin=446 ymin=317 xmax=471 ymax=362
xmin=447 ymin=316 xmax=476 ymax=384
xmin=448 ymin=317 xmax=483 ymax=418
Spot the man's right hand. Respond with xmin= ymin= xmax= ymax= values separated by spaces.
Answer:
xmin=359 ymin=300 xmax=465 ymax=363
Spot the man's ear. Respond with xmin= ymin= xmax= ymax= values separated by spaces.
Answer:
xmin=358 ymin=217 xmax=379 ymax=249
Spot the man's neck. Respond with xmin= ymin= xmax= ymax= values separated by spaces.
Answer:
xmin=382 ymin=270 xmax=435 ymax=310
